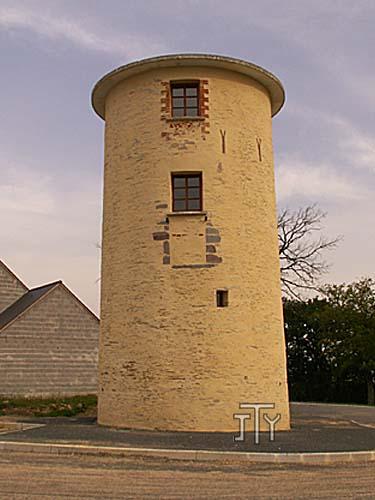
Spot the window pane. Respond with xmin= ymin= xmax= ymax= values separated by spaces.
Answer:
xmin=217 ymin=290 xmax=229 ymax=307
xmin=172 ymin=87 xmax=184 ymax=96
xmin=172 ymin=97 xmax=184 ymax=108
xmin=187 ymin=199 xmax=200 ymax=210
xmin=186 ymin=107 xmax=198 ymax=117
xmin=173 ymin=107 xmax=184 ymax=117
xmin=186 ymin=87 xmax=198 ymax=96
xmin=174 ymin=188 xmax=186 ymax=199
xmin=174 ymin=199 xmax=186 ymax=211
xmin=188 ymin=187 xmax=200 ymax=198
xmin=173 ymin=176 xmax=185 ymax=187
xmin=187 ymin=176 xmax=200 ymax=187
xmin=186 ymin=97 xmax=197 ymax=107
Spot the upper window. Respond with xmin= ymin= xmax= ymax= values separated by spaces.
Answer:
xmin=172 ymin=173 xmax=202 ymax=212
xmin=171 ymin=82 xmax=199 ymax=118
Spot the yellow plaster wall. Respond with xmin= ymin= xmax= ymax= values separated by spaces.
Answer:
xmin=98 ymin=64 xmax=290 ymax=431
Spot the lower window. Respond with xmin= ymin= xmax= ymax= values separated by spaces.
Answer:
xmin=172 ymin=173 xmax=202 ymax=212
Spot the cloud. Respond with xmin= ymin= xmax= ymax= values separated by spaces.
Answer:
xmin=0 ymin=5 xmax=165 ymax=58
xmin=276 ymin=157 xmax=367 ymax=203
xmin=0 ymin=160 xmax=54 ymax=215
xmin=286 ymin=105 xmax=375 ymax=173
xmin=331 ymin=117 xmax=375 ymax=172
xmin=229 ymin=2 xmax=375 ymax=110
xmin=0 ymin=155 xmax=101 ymax=312
xmin=0 ymin=151 xmax=100 ymax=242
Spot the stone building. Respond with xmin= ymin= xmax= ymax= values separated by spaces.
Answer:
xmin=0 ymin=260 xmax=99 ymax=397
xmin=92 ymin=54 xmax=290 ymax=431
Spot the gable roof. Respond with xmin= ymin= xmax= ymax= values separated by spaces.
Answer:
xmin=0 ymin=260 xmax=28 ymax=292
xmin=0 ymin=281 xmax=61 ymax=331
xmin=57 ymin=282 xmax=99 ymax=323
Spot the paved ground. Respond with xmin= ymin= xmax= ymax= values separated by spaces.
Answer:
xmin=1 ymin=404 xmax=374 ymax=498
xmin=1 ymin=403 xmax=374 ymax=453
xmin=292 ymin=402 xmax=375 ymax=428
xmin=0 ymin=450 xmax=374 ymax=499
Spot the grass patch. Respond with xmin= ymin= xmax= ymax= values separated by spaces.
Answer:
xmin=0 ymin=395 xmax=97 ymax=418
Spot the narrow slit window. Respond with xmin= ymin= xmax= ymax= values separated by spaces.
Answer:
xmin=216 ymin=290 xmax=229 ymax=308
xmin=172 ymin=173 xmax=202 ymax=212
xmin=171 ymin=82 xmax=199 ymax=117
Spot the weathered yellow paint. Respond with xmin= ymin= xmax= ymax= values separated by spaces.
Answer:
xmin=169 ymin=214 xmax=206 ymax=266
xmin=93 ymin=55 xmax=290 ymax=431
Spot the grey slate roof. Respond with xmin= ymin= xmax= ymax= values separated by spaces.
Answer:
xmin=0 ymin=281 xmax=61 ymax=331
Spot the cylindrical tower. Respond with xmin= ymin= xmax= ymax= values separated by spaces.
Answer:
xmin=92 ymin=54 xmax=290 ymax=431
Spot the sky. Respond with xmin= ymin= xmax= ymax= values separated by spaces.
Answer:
xmin=1 ymin=0 xmax=374 ymax=314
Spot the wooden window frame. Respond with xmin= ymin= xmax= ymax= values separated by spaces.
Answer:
xmin=172 ymin=173 xmax=203 ymax=212
xmin=171 ymin=82 xmax=200 ymax=118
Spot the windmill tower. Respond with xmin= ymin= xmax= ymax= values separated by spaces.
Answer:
xmin=92 ymin=54 xmax=290 ymax=431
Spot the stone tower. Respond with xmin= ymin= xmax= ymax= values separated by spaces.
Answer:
xmin=92 ymin=54 xmax=290 ymax=431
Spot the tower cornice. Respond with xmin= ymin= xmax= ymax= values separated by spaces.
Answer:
xmin=91 ymin=53 xmax=285 ymax=120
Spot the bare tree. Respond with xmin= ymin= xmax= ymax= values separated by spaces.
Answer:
xmin=278 ymin=205 xmax=341 ymax=299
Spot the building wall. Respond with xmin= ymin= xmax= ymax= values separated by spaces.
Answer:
xmin=98 ymin=65 xmax=290 ymax=431
xmin=0 ymin=285 xmax=99 ymax=397
xmin=0 ymin=264 xmax=28 ymax=313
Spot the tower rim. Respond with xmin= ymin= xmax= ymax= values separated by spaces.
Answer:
xmin=91 ymin=53 xmax=285 ymax=120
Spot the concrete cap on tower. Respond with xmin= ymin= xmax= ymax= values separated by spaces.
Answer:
xmin=91 ymin=53 xmax=285 ymax=120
